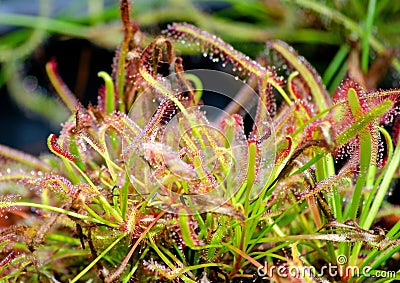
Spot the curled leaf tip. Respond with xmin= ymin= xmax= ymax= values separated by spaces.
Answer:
xmin=47 ymin=134 xmax=78 ymax=162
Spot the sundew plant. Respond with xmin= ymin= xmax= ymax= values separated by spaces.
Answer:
xmin=1 ymin=1 xmax=400 ymax=282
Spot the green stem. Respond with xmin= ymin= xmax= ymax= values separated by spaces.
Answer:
xmin=120 ymin=174 xmax=130 ymax=220
xmin=235 ymin=142 xmax=258 ymax=270
xmin=345 ymin=130 xmax=371 ymax=220
xmin=71 ymin=233 xmax=126 ymax=283
xmin=11 ymin=202 xmax=118 ymax=227
xmin=364 ymin=134 xmax=400 ymax=229
xmin=149 ymin=236 xmax=196 ymax=283
xmin=58 ymin=150 xmax=122 ymax=223
xmin=46 ymin=61 xmax=78 ymax=112
xmin=322 ymin=44 xmax=349 ymax=86
xmin=244 ymin=142 xmax=257 ymax=216
xmin=362 ymin=0 xmax=377 ymax=73
xmin=98 ymin=71 xmax=116 ymax=114
xmin=105 ymin=211 xmax=166 ymax=283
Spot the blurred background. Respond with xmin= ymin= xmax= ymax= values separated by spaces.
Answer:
xmin=0 ymin=0 xmax=399 ymax=156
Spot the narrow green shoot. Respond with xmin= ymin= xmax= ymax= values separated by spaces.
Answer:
xmin=362 ymin=0 xmax=377 ymax=73
xmin=71 ymin=233 xmax=126 ymax=283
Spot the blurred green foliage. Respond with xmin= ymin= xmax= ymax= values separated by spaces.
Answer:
xmin=0 ymin=0 xmax=399 ymax=124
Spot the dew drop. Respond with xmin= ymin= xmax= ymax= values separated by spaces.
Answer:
xmin=23 ymin=75 xmax=38 ymax=92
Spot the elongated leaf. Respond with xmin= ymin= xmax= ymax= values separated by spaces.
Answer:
xmin=0 ymin=144 xmax=52 ymax=172
xmin=336 ymin=100 xmax=392 ymax=146
xmin=268 ymin=40 xmax=331 ymax=111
